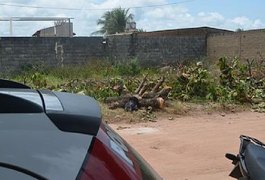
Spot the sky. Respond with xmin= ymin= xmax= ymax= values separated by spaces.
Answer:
xmin=0 ymin=0 xmax=264 ymax=36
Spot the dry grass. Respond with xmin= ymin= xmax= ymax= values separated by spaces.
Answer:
xmin=101 ymin=103 xmax=154 ymax=123
xmin=101 ymin=101 xmax=251 ymax=123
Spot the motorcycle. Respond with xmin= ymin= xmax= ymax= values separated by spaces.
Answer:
xmin=226 ymin=135 xmax=265 ymax=180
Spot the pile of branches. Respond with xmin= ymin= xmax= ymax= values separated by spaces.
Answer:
xmin=105 ymin=75 xmax=172 ymax=111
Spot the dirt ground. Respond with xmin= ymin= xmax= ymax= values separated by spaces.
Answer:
xmin=110 ymin=111 xmax=265 ymax=180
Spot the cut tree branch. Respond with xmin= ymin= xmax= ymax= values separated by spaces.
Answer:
xmin=151 ymin=76 xmax=165 ymax=93
xmin=106 ymin=76 xmax=171 ymax=110
xmin=134 ymin=74 xmax=148 ymax=94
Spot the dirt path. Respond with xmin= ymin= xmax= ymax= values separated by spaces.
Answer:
xmin=110 ymin=111 xmax=265 ymax=180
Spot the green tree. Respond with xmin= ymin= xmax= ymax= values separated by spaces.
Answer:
xmin=94 ymin=8 xmax=133 ymax=35
xmin=235 ymin=28 xmax=244 ymax=32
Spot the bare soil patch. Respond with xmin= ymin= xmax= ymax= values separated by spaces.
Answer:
xmin=110 ymin=111 xmax=265 ymax=180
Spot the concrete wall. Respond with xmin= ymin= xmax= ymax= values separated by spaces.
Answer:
xmin=1 ymin=27 xmax=265 ymax=73
xmin=106 ymin=27 xmax=231 ymax=66
xmin=135 ymin=34 xmax=206 ymax=66
xmin=207 ymin=29 xmax=265 ymax=61
xmin=0 ymin=37 xmax=104 ymax=73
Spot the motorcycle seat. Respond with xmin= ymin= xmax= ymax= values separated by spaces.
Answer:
xmin=245 ymin=143 xmax=265 ymax=180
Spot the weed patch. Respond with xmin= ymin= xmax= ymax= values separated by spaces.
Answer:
xmin=4 ymin=57 xmax=265 ymax=114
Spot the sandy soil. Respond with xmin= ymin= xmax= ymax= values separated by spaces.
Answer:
xmin=110 ymin=111 xmax=265 ymax=180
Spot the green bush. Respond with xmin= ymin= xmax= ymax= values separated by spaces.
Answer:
xmin=114 ymin=58 xmax=141 ymax=76
xmin=172 ymin=62 xmax=215 ymax=100
xmin=5 ymin=57 xmax=264 ymax=112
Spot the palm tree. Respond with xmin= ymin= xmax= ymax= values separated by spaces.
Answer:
xmin=93 ymin=8 xmax=132 ymax=35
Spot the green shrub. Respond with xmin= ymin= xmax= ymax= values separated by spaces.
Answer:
xmin=6 ymin=57 xmax=264 ymax=109
xmin=172 ymin=62 xmax=215 ymax=100
xmin=114 ymin=58 xmax=141 ymax=76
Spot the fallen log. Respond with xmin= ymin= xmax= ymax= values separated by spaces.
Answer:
xmin=107 ymin=96 xmax=165 ymax=110
xmin=140 ymin=97 xmax=165 ymax=109
xmin=104 ymin=95 xmax=132 ymax=104
xmin=142 ymin=86 xmax=172 ymax=99
xmin=106 ymin=76 xmax=171 ymax=110
xmin=157 ymin=86 xmax=172 ymax=99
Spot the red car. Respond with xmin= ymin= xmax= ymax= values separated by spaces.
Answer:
xmin=0 ymin=79 xmax=161 ymax=180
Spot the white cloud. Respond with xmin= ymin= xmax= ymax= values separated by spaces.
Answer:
xmin=0 ymin=0 xmax=264 ymax=36
xmin=253 ymin=19 xmax=263 ymax=28
xmin=231 ymin=16 xmax=250 ymax=26
xmin=229 ymin=16 xmax=264 ymax=30
xmin=137 ymin=6 xmax=194 ymax=31
xmin=196 ymin=12 xmax=224 ymax=25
